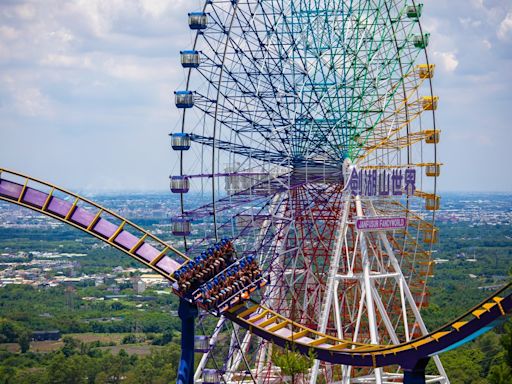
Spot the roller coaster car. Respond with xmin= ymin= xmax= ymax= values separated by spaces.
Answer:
xmin=171 ymin=239 xmax=237 ymax=299
xmin=193 ymin=255 xmax=268 ymax=316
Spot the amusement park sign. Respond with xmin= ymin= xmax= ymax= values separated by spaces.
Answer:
xmin=349 ymin=168 xmax=416 ymax=197
xmin=356 ymin=217 xmax=407 ymax=231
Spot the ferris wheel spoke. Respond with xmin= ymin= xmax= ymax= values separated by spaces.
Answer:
xmin=188 ymin=133 xmax=286 ymax=165
xmin=196 ymin=3 xmax=299 ymax=154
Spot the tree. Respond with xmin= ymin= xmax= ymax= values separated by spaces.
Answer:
xmin=121 ymin=334 xmax=139 ymax=345
xmin=0 ymin=317 xmax=31 ymax=353
xmin=151 ymin=330 xmax=173 ymax=346
xmin=476 ymin=331 xmax=504 ymax=376
xmin=124 ymin=359 xmax=158 ymax=384
xmin=17 ymin=331 xmax=30 ymax=354
xmin=45 ymin=353 xmax=89 ymax=384
xmin=0 ymin=365 xmax=18 ymax=384
xmin=488 ymin=363 xmax=512 ymax=384
xmin=12 ymin=368 xmax=45 ymax=384
xmin=271 ymin=344 xmax=315 ymax=384
xmin=487 ymin=319 xmax=512 ymax=383
xmin=434 ymin=348 xmax=486 ymax=384
xmin=100 ymin=351 xmax=132 ymax=384
xmin=0 ymin=318 xmax=19 ymax=343
xmin=500 ymin=320 xmax=512 ymax=369
xmin=61 ymin=336 xmax=81 ymax=357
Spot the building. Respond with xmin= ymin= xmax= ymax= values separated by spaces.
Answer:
xmin=31 ymin=330 xmax=61 ymax=341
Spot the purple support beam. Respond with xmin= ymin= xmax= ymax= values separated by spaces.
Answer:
xmin=156 ymin=256 xmax=181 ymax=274
xmin=0 ymin=179 xmax=22 ymax=199
xmin=114 ymin=230 xmax=139 ymax=250
xmin=135 ymin=243 xmax=160 ymax=262
xmin=47 ymin=198 xmax=73 ymax=217
xmin=70 ymin=207 xmax=97 ymax=228
xmin=22 ymin=188 xmax=48 ymax=208
xmin=92 ymin=218 xmax=118 ymax=238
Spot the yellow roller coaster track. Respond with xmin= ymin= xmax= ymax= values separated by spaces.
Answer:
xmin=0 ymin=168 xmax=510 ymax=369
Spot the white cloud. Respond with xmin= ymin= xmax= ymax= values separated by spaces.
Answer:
xmin=140 ymin=0 xmax=172 ymax=18
xmin=15 ymin=4 xmax=36 ymax=21
xmin=497 ymin=12 xmax=512 ymax=41
xmin=471 ymin=0 xmax=485 ymax=9
xmin=49 ymin=28 xmax=75 ymax=44
xmin=103 ymin=57 xmax=156 ymax=81
xmin=432 ymin=51 xmax=459 ymax=73
xmin=40 ymin=53 xmax=92 ymax=69
xmin=12 ymin=87 xmax=54 ymax=117
xmin=0 ymin=25 xmax=19 ymax=40
xmin=459 ymin=17 xmax=482 ymax=29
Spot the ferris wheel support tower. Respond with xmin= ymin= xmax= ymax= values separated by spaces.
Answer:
xmin=309 ymin=165 xmax=449 ymax=384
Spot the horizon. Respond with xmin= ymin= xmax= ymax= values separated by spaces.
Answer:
xmin=78 ymin=189 xmax=512 ymax=196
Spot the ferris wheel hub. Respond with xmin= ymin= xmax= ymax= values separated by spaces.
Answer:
xmin=290 ymin=160 xmax=344 ymax=184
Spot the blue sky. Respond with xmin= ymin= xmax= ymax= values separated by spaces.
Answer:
xmin=0 ymin=0 xmax=511 ymax=192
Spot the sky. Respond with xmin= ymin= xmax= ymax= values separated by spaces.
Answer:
xmin=0 ymin=0 xmax=511 ymax=193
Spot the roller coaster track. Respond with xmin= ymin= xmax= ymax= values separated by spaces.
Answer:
xmin=0 ymin=168 xmax=510 ymax=372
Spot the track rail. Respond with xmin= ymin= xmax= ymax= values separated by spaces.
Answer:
xmin=0 ymin=168 xmax=510 ymax=369
xmin=0 ymin=168 xmax=188 ymax=279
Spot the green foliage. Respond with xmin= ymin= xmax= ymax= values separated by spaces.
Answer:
xmin=17 ymin=331 xmax=30 ymax=354
xmin=61 ymin=336 xmax=81 ymax=357
xmin=121 ymin=334 xmax=146 ymax=345
xmin=426 ymin=320 xmax=512 ymax=384
xmin=486 ymin=319 xmax=512 ymax=383
xmin=477 ymin=332 xmax=504 ymax=376
xmin=0 ymin=284 xmax=180 ymax=335
xmin=439 ymin=348 xmax=487 ymax=384
xmin=271 ymin=344 xmax=315 ymax=384
xmin=11 ymin=368 xmax=45 ymax=384
xmin=488 ymin=363 xmax=512 ymax=384
xmin=0 ymin=318 xmax=23 ymax=343
xmin=0 ymin=342 xmax=181 ymax=384
xmin=0 ymin=317 xmax=30 ymax=353
xmin=150 ymin=330 xmax=173 ymax=346
xmin=123 ymin=345 xmax=180 ymax=384
xmin=45 ymin=353 xmax=90 ymax=384
xmin=500 ymin=320 xmax=512 ymax=368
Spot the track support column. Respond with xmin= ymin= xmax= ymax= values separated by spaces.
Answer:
xmin=403 ymin=358 xmax=430 ymax=384
xmin=177 ymin=298 xmax=198 ymax=384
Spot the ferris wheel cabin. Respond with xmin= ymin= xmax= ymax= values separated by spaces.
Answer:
xmin=188 ymin=12 xmax=208 ymax=30
xmin=171 ymin=217 xmax=192 ymax=236
xmin=174 ymin=91 xmax=194 ymax=109
xmin=405 ymin=4 xmax=423 ymax=21
xmin=422 ymin=96 xmax=439 ymax=111
xmin=412 ymin=33 xmax=430 ymax=49
xmin=180 ymin=50 xmax=200 ymax=68
xmin=170 ymin=132 xmax=191 ymax=151
xmin=425 ymin=163 xmax=441 ymax=177
xmin=194 ymin=335 xmax=210 ymax=353
xmin=417 ymin=64 xmax=435 ymax=79
xmin=423 ymin=228 xmax=439 ymax=244
xmin=170 ymin=176 xmax=190 ymax=193
xmin=202 ymin=369 xmax=222 ymax=384
xmin=424 ymin=130 xmax=440 ymax=144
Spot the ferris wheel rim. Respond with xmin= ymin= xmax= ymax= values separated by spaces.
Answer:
xmin=176 ymin=0 xmax=438 ymax=252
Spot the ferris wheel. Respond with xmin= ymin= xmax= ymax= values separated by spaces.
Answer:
xmin=170 ymin=1 xmax=446 ymax=383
